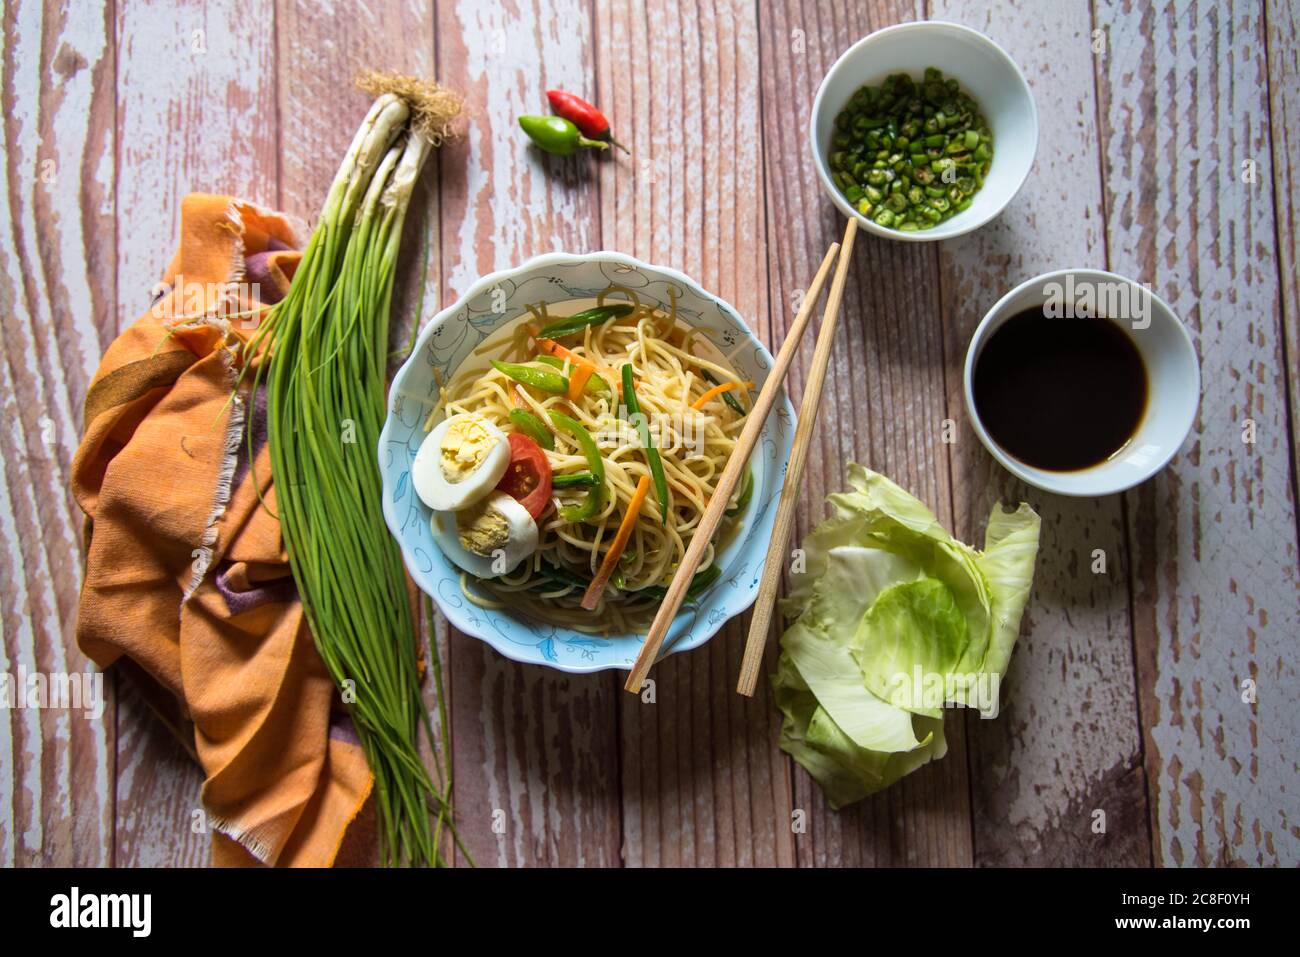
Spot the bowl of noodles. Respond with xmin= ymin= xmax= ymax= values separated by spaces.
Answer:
xmin=379 ymin=252 xmax=795 ymax=672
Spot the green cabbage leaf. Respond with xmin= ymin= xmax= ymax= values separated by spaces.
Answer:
xmin=771 ymin=464 xmax=1040 ymax=808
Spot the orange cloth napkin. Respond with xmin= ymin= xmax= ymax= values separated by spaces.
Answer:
xmin=72 ymin=193 xmax=373 ymax=867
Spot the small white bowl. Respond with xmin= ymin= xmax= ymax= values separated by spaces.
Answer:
xmin=963 ymin=269 xmax=1200 ymax=496
xmin=810 ymin=20 xmax=1038 ymax=242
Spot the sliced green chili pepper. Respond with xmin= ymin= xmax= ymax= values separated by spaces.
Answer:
xmin=621 ymin=363 xmax=669 ymax=524
xmin=533 ymin=354 xmax=612 ymax=396
xmin=537 ymin=303 xmax=635 ymax=340
xmin=508 ymin=408 xmax=554 ymax=450
xmin=701 ymin=368 xmax=747 ymax=416
xmin=829 ymin=67 xmax=991 ymax=232
xmin=552 ymin=471 xmax=599 ymax=488
xmin=725 ymin=466 xmax=753 ymax=517
xmin=548 ymin=411 xmax=606 ymax=522
xmin=639 ymin=564 xmax=722 ymax=602
xmin=491 ymin=359 xmax=568 ymax=395
xmin=518 ymin=115 xmax=610 ymax=157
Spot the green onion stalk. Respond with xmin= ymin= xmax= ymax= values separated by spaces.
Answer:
xmin=238 ymin=81 xmax=465 ymax=866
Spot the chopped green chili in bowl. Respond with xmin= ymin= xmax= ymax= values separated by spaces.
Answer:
xmin=828 ymin=67 xmax=992 ymax=232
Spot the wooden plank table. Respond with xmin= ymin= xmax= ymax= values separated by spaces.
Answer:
xmin=2 ymin=0 xmax=1295 ymax=867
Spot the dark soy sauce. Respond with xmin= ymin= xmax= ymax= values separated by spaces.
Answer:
xmin=972 ymin=308 xmax=1148 ymax=472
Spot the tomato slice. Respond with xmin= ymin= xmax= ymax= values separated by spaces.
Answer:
xmin=495 ymin=432 xmax=553 ymax=519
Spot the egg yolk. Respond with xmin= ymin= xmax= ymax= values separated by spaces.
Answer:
xmin=440 ymin=416 xmax=497 ymax=483
xmin=456 ymin=499 xmax=510 ymax=556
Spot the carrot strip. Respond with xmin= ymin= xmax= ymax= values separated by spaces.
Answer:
xmin=567 ymin=362 xmax=595 ymax=401
xmin=534 ymin=334 xmax=626 ymax=399
xmin=535 ymin=335 xmax=566 ymax=359
xmin=691 ymin=380 xmax=754 ymax=410
xmin=538 ymin=336 xmax=596 ymax=371
xmin=581 ymin=474 xmax=651 ymax=611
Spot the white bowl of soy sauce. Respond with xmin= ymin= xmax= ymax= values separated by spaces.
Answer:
xmin=963 ymin=269 xmax=1200 ymax=497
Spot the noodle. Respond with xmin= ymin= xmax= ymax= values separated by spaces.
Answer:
xmin=433 ymin=297 xmax=751 ymax=632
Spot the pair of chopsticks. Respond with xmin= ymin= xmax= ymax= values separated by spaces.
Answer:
xmin=624 ymin=217 xmax=859 ymax=696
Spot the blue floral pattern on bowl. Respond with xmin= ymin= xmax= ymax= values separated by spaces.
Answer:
xmin=378 ymin=252 xmax=796 ymax=673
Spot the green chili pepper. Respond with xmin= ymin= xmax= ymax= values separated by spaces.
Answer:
xmin=533 ymin=355 xmax=612 ymax=396
xmin=829 ymin=67 xmax=991 ymax=232
xmin=491 ymin=359 xmax=568 ymax=395
xmin=639 ymin=564 xmax=722 ymax=602
xmin=508 ymin=409 xmax=554 ymax=450
xmin=537 ymin=304 xmax=635 ymax=339
xmin=621 ymin=363 xmax=669 ymax=524
xmin=701 ymin=368 xmax=747 ymax=416
xmin=549 ymin=411 xmax=606 ymax=522
xmin=725 ymin=466 xmax=753 ymax=517
xmin=518 ymin=115 xmax=611 ymax=157
xmin=552 ymin=471 xmax=599 ymax=488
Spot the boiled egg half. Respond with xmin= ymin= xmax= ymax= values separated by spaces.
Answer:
xmin=431 ymin=491 xmax=539 ymax=578
xmin=413 ymin=412 xmax=510 ymax=511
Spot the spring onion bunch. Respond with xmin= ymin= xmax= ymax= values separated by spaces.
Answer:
xmin=239 ymin=76 xmax=463 ymax=866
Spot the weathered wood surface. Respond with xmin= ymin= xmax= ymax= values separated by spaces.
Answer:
xmin=0 ymin=0 xmax=1295 ymax=867
xmin=0 ymin=0 xmax=117 ymax=867
xmin=1098 ymin=0 xmax=1298 ymax=867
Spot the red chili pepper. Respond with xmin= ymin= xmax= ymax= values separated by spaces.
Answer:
xmin=546 ymin=89 xmax=629 ymax=154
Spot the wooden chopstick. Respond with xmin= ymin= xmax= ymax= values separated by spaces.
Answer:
xmin=736 ymin=218 xmax=858 ymax=697
xmin=622 ymin=238 xmax=844 ymax=694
